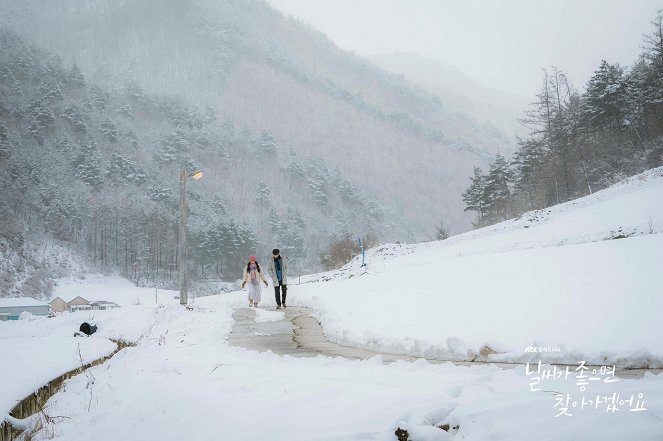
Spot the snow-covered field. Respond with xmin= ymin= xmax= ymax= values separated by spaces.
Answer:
xmin=2 ymin=295 xmax=663 ymax=441
xmin=52 ymin=274 xmax=182 ymax=306
xmin=0 ymin=336 xmax=116 ymax=417
xmin=1 ymin=167 xmax=663 ymax=440
xmin=298 ymin=166 xmax=663 ymax=367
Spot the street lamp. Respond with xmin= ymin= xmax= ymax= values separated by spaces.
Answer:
xmin=179 ymin=169 xmax=203 ymax=305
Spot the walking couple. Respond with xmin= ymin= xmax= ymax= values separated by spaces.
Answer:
xmin=240 ymin=249 xmax=288 ymax=309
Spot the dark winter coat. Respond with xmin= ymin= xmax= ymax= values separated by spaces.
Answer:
xmin=267 ymin=254 xmax=288 ymax=285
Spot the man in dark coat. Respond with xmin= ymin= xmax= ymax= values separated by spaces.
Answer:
xmin=268 ymin=248 xmax=288 ymax=309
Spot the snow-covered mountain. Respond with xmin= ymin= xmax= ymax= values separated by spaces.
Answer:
xmin=0 ymin=0 xmax=512 ymax=238
xmin=0 ymin=0 xmax=532 ymax=294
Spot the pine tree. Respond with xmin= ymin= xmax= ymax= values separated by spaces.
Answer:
xmin=305 ymin=158 xmax=330 ymax=208
xmin=72 ymin=137 xmax=103 ymax=189
xmin=462 ymin=166 xmax=487 ymax=222
xmin=155 ymin=131 xmax=192 ymax=167
xmin=642 ymin=11 xmax=663 ymax=134
xmin=68 ymin=64 xmax=86 ymax=89
xmin=269 ymin=209 xmax=284 ymax=244
xmin=62 ymin=105 xmax=89 ymax=135
xmin=89 ymin=86 xmax=110 ymax=111
xmin=286 ymin=149 xmax=305 ymax=188
xmin=257 ymin=130 xmax=277 ymax=156
xmin=512 ymin=137 xmax=549 ymax=208
xmin=626 ymin=58 xmax=651 ymax=142
xmin=107 ymin=153 xmax=147 ymax=186
xmin=100 ymin=120 xmax=119 ymax=143
xmin=585 ymin=60 xmax=629 ymax=133
xmin=484 ymin=154 xmax=514 ymax=222
xmin=284 ymin=208 xmax=305 ymax=262
xmin=256 ymin=182 xmax=271 ymax=213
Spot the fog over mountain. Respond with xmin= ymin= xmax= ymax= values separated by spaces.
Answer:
xmin=368 ymin=52 xmax=530 ymax=142
xmin=0 ymin=0 xmax=516 ymax=292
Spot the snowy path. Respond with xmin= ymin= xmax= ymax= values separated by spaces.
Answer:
xmin=229 ymin=307 xmax=420 ymax=362
xmin=229 ymin=306 xmax=662 ymax=379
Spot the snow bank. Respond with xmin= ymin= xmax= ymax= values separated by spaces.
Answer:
xmin=0 ymin=337 xmax=116 ymax=415
xmin=0 ymin=302 xmax=193 ymax=417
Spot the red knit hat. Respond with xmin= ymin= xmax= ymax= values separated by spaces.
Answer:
xmin=249 ymin=255 xmax=256 ymax=262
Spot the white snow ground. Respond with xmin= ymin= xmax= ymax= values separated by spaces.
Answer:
xmin=2 ymin=297 xmax=662 ymax=441
xmin=1 ymin=167 xmax=662 ymax=440
xmin=298 ymin=166 xmax=663 ymax=367
xmin=52 ymin=274 xmax=181 ymax=306
xmin=0 ymin=336 xmax=116 ymax=417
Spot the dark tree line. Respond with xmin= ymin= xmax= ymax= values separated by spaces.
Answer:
xmin=464 ymin=12 xmax=663 ymax=226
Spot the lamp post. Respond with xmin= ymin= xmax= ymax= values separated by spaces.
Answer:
xmin=179 ymin=169 xmax=203 ymax=306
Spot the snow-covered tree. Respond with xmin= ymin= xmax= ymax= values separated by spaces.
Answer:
xmin=462 ymin=166 xmax=487 ymax=222
xmin=585 ymin=61 xmax=629 ymax=133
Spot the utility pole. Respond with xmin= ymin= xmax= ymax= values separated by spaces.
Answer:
xmin=178 ymin=169 xmax=203 ymax=306
xmin=179 ymin=170 xmax=188 ymax=305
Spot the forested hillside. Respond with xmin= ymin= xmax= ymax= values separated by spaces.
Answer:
xmin=0 ymin=0 xmax=521 ymax=297
xmin=0 ymin=31 xmax=388 ymax=297
xmin=0 ymin=0 xmax=510 ymax=237
xmin=463 ymin=12 xmax=663 ymax=227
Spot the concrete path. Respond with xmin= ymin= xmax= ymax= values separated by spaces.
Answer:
xmin=229 ymin=307 xmax=659 ymax=379
xmin=229 ymin=307 xmax=420 ymax=362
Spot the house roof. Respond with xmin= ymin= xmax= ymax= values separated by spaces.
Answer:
xmin=56 ymin=295 xmax=90 ymax=304
xmin=0 ymin=297 xmax=49 ymax=307
xmin=90 ymin=301 xmax=120 ymax=306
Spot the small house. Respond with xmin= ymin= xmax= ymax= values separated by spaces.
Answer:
xmin=50 ymin=295 xmax=91 ymax=313
xmin=0 ymin=297 xmax=50 ymax=320
xmin=50 ymin=296 xmax=68 ymax=313
xmin=90 ymin=301 xmax=120 ymax=310
xmin=50 ymin=295 xmax=122 ymax=313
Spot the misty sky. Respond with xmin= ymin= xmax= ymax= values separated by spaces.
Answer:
xmin=267 ymin=0 xmax=661 ymax=99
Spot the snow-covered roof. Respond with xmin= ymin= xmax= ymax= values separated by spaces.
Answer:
xmin=90 ymin=301 xmax=120 ymax=306
xmin=0 ymin=297 xmax=49 ymax=307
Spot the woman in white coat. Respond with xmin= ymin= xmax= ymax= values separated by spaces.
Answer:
xmin=241 ymin=255 xmax=268 ymax=307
